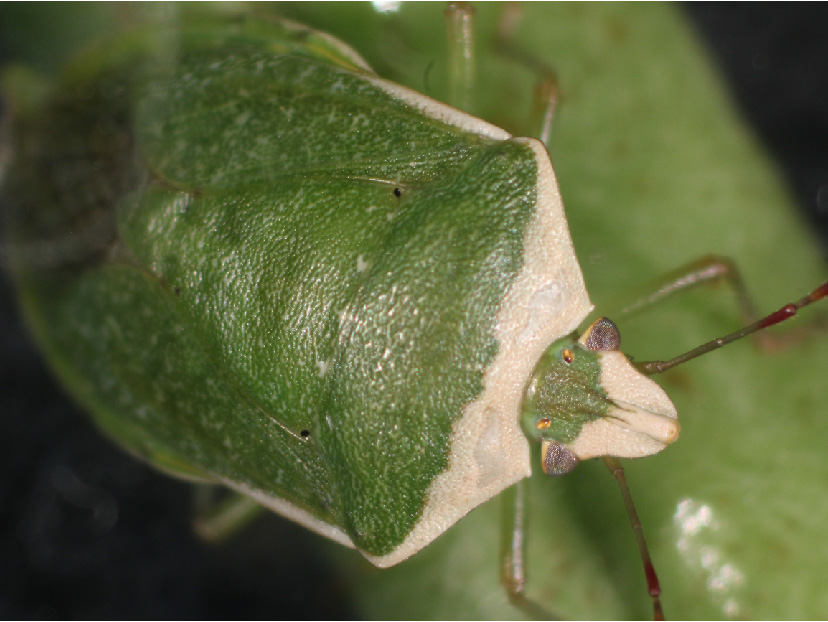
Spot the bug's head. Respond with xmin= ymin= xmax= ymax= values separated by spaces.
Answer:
xmin=521 ymin=317 xmax=679 ymax=476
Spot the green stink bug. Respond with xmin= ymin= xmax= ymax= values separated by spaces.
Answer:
xmin=1 ymin=2 xmax=828 ymax=620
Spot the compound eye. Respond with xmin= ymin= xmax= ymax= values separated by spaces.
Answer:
xmin=579 ymin=317 xmax=621 ymax=352
xmin=542 ymin=440 xmax=580 ymax=476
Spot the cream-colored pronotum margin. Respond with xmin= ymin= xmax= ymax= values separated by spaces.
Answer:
xmin=362 ymin=78 xmax=593 ymax=567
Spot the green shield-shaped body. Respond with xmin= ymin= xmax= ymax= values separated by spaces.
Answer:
xmin=2 ymin=15 xmax=592 ymax=563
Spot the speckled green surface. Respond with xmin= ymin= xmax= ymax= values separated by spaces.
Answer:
xmin=3 ymin=14 xmax=544 ymax=560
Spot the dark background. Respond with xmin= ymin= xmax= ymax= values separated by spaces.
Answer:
xmin=688 ymin=5 xmax=828 ymax=252
xmin=1 ymin=5 xmax=827 ymax=618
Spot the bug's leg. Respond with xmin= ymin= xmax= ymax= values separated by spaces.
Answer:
xmin=638 ymin=279 xmax=828 ymax=374
xmin=599 ymin=253 xmax=827 ymax=353
xmin=445 ymin=2 xmax=475 ymax=113
xmin=602 ymin=255 xmax=757 ymax=323
xmin=192 ymin=485 xmax=264 ymax=542
xmin=500 ymin=480 xmax=558 ymax=619
xmin=493 ymin=2 xmax=559 ymax=147
xmin=500 ymin=481 xmax=525 ymax=599
xmin=530 ymin=74 xmax=559 ymax=149
xmin=602 ymin=457 xmax=664 ymax=621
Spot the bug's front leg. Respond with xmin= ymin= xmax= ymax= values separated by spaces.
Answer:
xmin=492 ymin=2 xmax=559 ymax=147
xmin=448 ymin=1 xmax=560 ymax=145
xmin=595 ymin=254 xmax=827 ymax=356
xmin=500 ymin=480 xmax=559 ymax=620
xmin=445 ymin=2 xmax=475 ymax=114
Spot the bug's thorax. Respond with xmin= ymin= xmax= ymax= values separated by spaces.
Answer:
xmin=521 ymin=317 xmax=679 ymax=474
